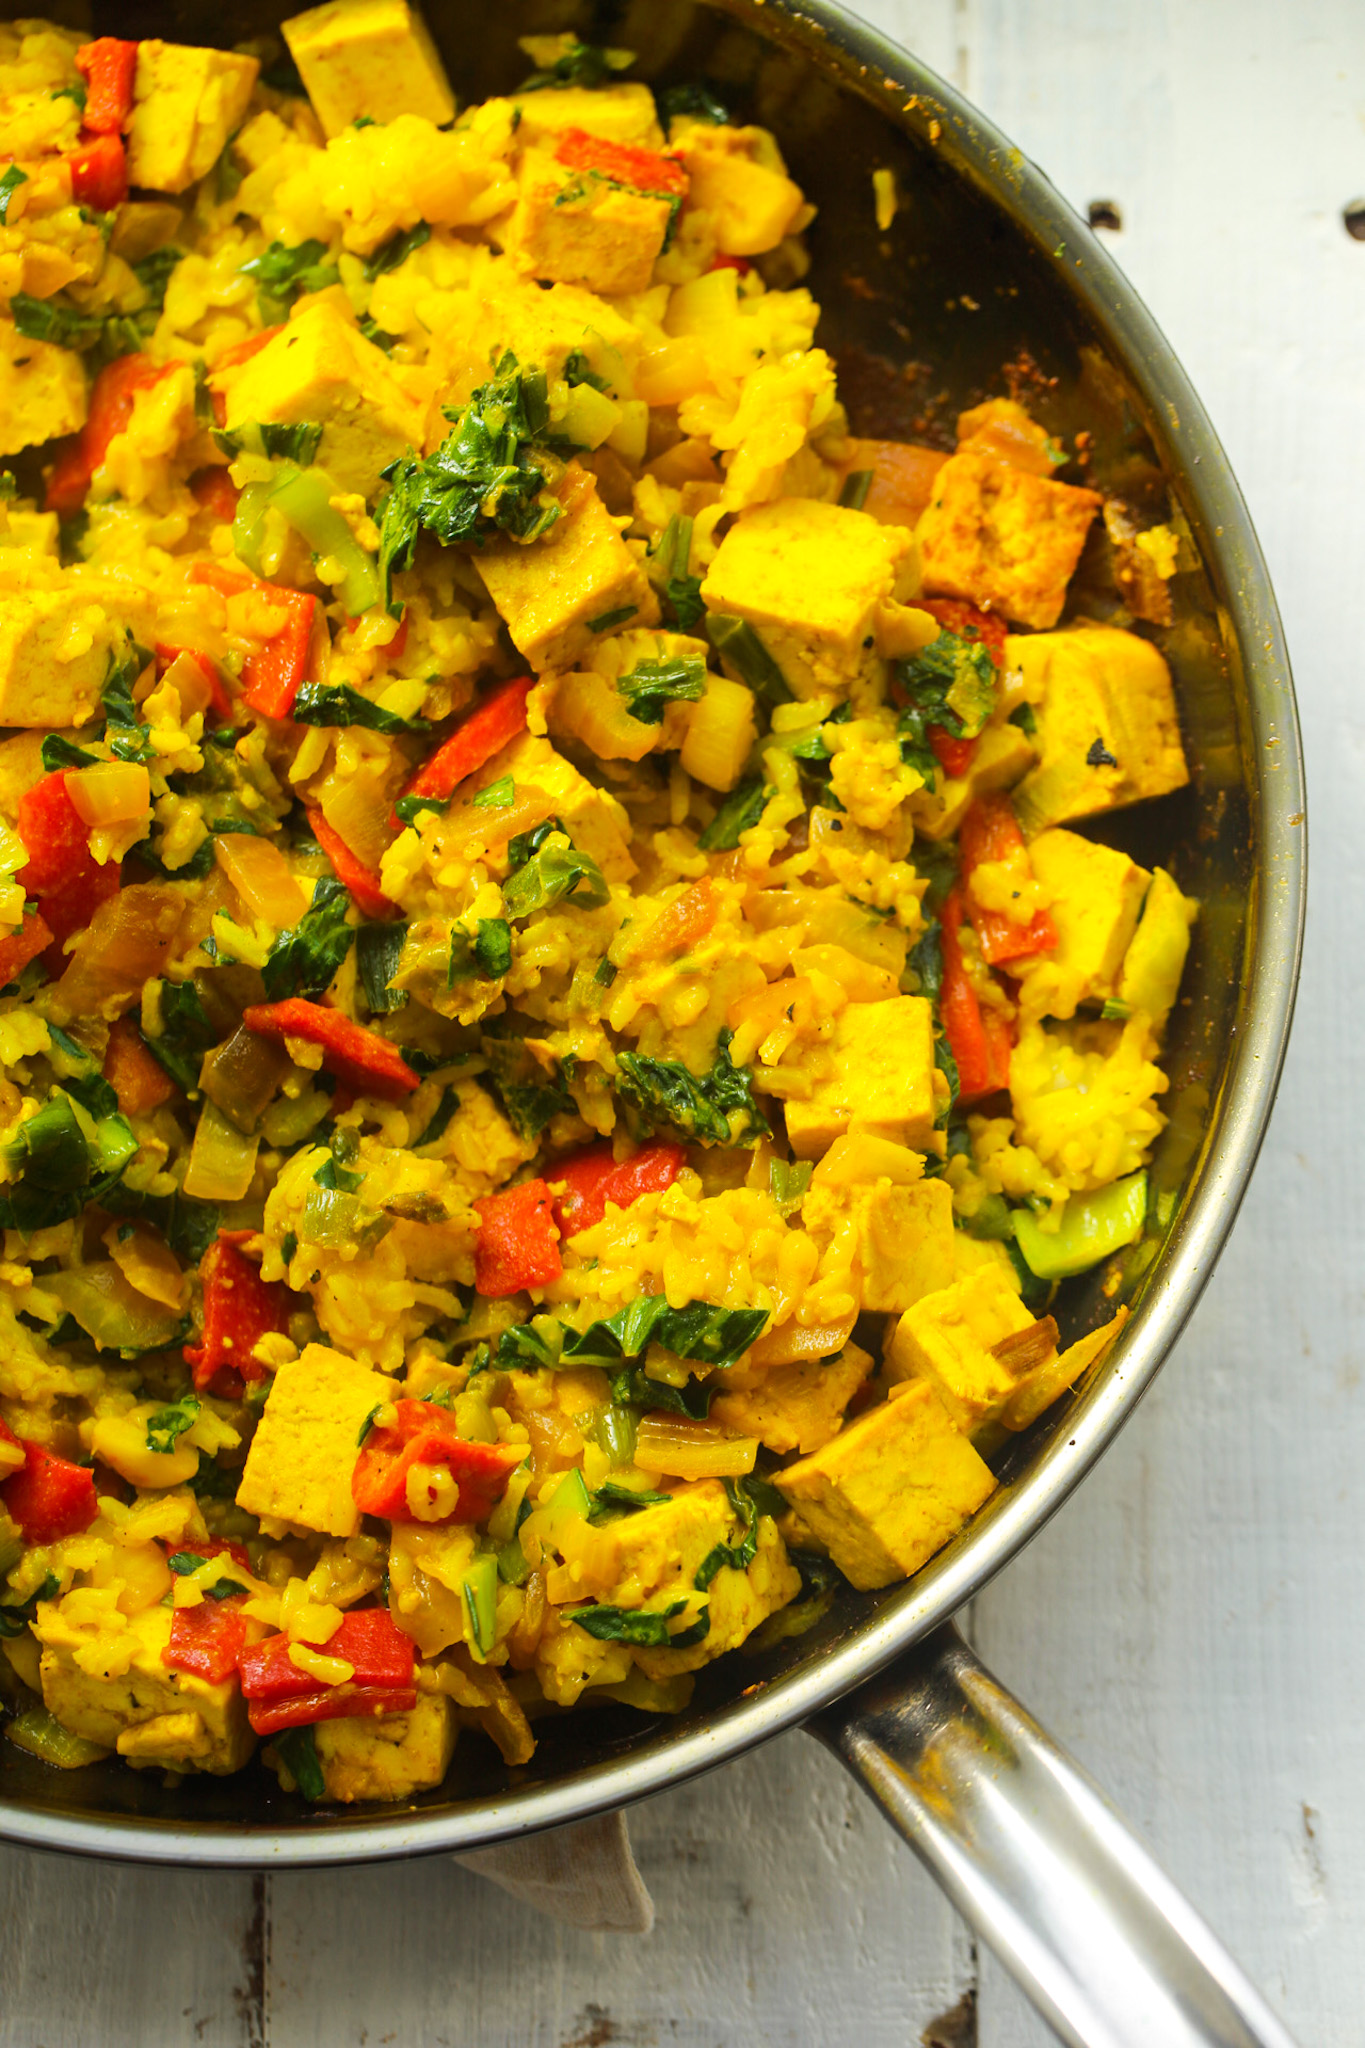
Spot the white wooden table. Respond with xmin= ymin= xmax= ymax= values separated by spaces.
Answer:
xmin=3 ymin=3 xmax=1359 ymax=2041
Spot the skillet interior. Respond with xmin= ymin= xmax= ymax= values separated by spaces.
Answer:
xmin=0 ymin=0 xmax=1301 ymax=1858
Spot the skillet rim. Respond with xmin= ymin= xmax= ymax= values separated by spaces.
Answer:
xmin=0 ymin=0 xmax=1306 ymax=1866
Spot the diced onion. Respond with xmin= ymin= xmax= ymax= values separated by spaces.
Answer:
xmin=183 ymin=1100 xmax=260 ymax=1201
xmin=67 ymin=761 xmax=151 ymax=827
xmin=746 ymin=1313 xmax=857 ymax=1369
xmin=215 ymin=832 xmax=308 ymax=928
xmin=634 ymin=1415 xmax=758 ymax=1479
xmin=160 ymin=650 xmax=217 ymax=720
xmin=105 ymin=1220 xmax=188 ymax=1311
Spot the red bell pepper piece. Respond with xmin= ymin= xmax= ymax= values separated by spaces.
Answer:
xmin=155 ymin=641 xmax=233 ymax=722
xmin=707 ymin=253 xmax=752 ymax=275
xmin=163 ymin=1602 xmax=249 ymax=1684
xmin=189 ymin=563 xmax=318 ymax=720
xmin=46 ymin=351 xmax=170 ymax=517
xmin=392 ymin=674 xmax=535 ymax=826
xmin=189 ymin=466 xmax=240 ymax=523
xmin=1 ymin=1431 xmax=98 ymax=1544
xmin=554 ymin=127 xmax=689 ymax=199
xmin=102 ymin=1013 xmax=176 ymax=1116
xmin=184 ymin=1231 xmax=294 ymax=1396
xmin=474 ymin=1178 xmax=562 ymax=1297
xmin=75 ymin=38 xmax=139 ymax=133
xmin=352 ymin=1399 xmax=523 ymax=1524
xmin=549 ymin=1141 xmax=685 ymax=1239
xmin=16 ymin=770 xmax=122 ymax=965
xmin=958 ymin=792 xmax=1057 ymax=966
xmin=0 ymin=909 xmax=54 ymax=990
xmin=238 ymin=1607 xmax=416 ymax=1735
xmin=241 ymin=997 xmax=419 ymax=1099
xmin=67 ymin=130 xmax=127 ymax=209
xmin=306 ymin=807 xmax=398 ymax=921
xmin=940 ymin=889 xmax=1011 ymax=1104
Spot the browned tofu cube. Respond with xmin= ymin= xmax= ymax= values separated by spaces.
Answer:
xmin=917 ymin=449 xmax=1101 ymax=629
xmin=475 ymin=470 xmax=658 ymax=671
xmin=504 ymin=148 xmax=675 ymax=297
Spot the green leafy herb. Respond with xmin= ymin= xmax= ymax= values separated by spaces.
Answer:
xmin=166 ymin=1551 xmax=245 ymax=1599
xmin=101 ymin=636 xmax=151 ymax=730
xmin=697 ymin=776 xmax=769 ymax=852
xmin=894 ymin=630 xmax=997 ymax=786
xmin=695 ymin=1475 xmax=765 ymax=1589
xmin=594 ymin=958 xmax=617 ymax=987
xmin=1086 ymin=735 xmax=1118 ymax=768
xmin=262 ymin=876 xmax=354 ymax=1002
xmin=501 ymin=829 xmax=608 ymax=921
xmin=394 ymin=793 xmax=449 ymax=825
xmin=291 ymin=681 xmax=429 ymax=735
xmin=356 ymin=921 xmax=409 ymax=1014
xmin=706 ymin=613 xmax=791 ymax=705
xmin=0 ymin=1572 xmax=60 ymax=1639
xmin=615 ymin=1027 xmax=768 ymax=1146
xmin=274 ymin=1722 xmax=326 ymax=1800
xmin=473 ymin=918 xmax=513 ymax=978
xmin=45 ymin=1026 xmax=119 ymax=1121
xmin=481 ymin=1038 xmax=574 ymax=1141
xmin=656 ymin=82 xmax=730 ymax=125
xmin=239 ymin=238 xmax=339 ymax=321
xmin=906 ymin=920 xmax=943 ymax=1003
xmin=587 ymin=1480 xmax=672 ymax=1524
xmin=9 ymin=291 xmax=105 ymax=352
xmin=143 ymin=979 xmax=217 ymax=1093
xmin=471 ymin=775 xmax=514 ymax=809
xmin=588 ymin=604 xmax=638 ymax=634
xmin=40 ymin=734 xmax=99 ymax=772
xmin=102 ymin=1183 xmax=220 ymax=1266
xmin=0 ymin=1089 xmax=138 ymax=1231
xmin=1009 ymin=702 xmax=1038 ymax=736
xmin=838 ymin=468 xmax=873 ymax=509
xmin=497 ymin=1295 xmax=767 ymax=1375
xmin=654 ymin=515 xmax=704 ymax=632
xmin=189 ymin=1452 xmax=238 ymax=1501
xmin=934 ymin=1033 xmax=960 ymax=1116
xmin=411 ymin=1084 xmax=460 ymax=1149
xmin=518 ymin=39 xmax=628 ymax=91
xmin=567 ymin=1599 xmax=709 ymax=1648
xmin=362 ymin=222 xmax=430 ymax=281
xmin=1100 ymin=997 xmax=1131 ymax=1022
xmin=616 ymin=653 xmax=706 ymax=725
xmin=358 ymin=315 xmax=399 ymax=353
xmin=356 ymin=1401 xmax=384 ymax=1446
xmin=145 ymin=1394 xmax=200 ymax=1455
xmin=0 ymin=165 xmax=28 ymax=224
xmin=563 ymin=348 xmax=610 ymax=393
xmin=608 ymin=1364 xmax=713 ymax=1417
xmin=377 ymin=351 xmax=562 ymax=608
xmin=213 ymin=419 xmax=323 ymax=466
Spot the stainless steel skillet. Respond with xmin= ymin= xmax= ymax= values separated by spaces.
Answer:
xmin=0 ymin=4 xmax=1307 ymax=2043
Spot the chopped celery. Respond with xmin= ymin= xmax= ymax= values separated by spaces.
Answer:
xmin=1013 ymin=1170 xmax=1147 ymax=1281
xmin=232 ymin=480 xmax=271 ymax=575
xmin=5 ymin=1704 xmax=111 ymax=1768
xmin=299 ymin=1183 xmax=392 ymax=1252
xmin=461 ymin=1553 xmax=498 ymax=1660
xmin=42 ymin=1263 xmax=187 ymax=1355
xmin=495 ymin=1534 xmax=530 ymax=1585
xmin=269 ymin=463 xmax=380 ymax=615
xmin=540 ymin=1467 xmax=592 ymax=1548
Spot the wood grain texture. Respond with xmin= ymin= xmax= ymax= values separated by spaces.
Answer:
xmin=1 ymin=4 xmax=1356 ymax=2042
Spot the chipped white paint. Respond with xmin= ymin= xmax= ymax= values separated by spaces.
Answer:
xmin=2 ymin=3 xmax=1360 ymax=2041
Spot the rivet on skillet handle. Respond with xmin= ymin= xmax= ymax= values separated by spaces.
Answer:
xmin=810 ymin=1622 xmax=1301 ymax=2048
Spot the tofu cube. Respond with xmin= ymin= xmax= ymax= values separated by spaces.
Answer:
xmin=776 ymin=1379 xmax=997 ymax=1590
xmin=236 ymin=1342 xmax=398 ymax=1536
xmin=1010 ymin=625 xmax=1189 ymax=836
xmin=635 ymin=1517 xmax=801 ymax=1678
xmin=917 ymin=448 xmax=1101 ymax=629
xmin=802 ymin=1174 xmax=956 ymax=1314
xmin=1014 ymin=829 xmax=1151 ymax=1021
xmin=701 ymin=498 xmax=918 ymax=700
xmin=216 ymin=302 xmax=425 ymax=502
xmin=0 ymin=319 xmax=87 ymax=458
xmin=785 ymin=996 xmax=938 ymax=1160
xmin=0 ymin=578 xmax=157 ymax=728
xmin=710 ymin=1343 xmax=871 ymax=1455
xmin=504 ymin=148 xmax=675 ymax=298
xmin=509 ymin=82 xmax=662 ymax=149
xmin=282 ymin=0 xmax=455 ymax=138
xmin=492 ymin=729 xmax=636 ymax=883
xmin=884 ymin=1264 xmax=1040 ymax=1435
xmin=909 ymin=718 xmax=1038 ymax=842
xmin=1116 ymin=866 xmax=1197 ymax=1031
xmin=474 ymin=472 xmax=658 ymax=672
xmin=678 ymin=671 xmax=758 ymax=792
xmin=127 ymin=41 xmax=260 ymax=194
xmin=556 ymin=1477 xmax=737 ymax=1608
xmin=33 ymin=1599 xmax=254 ymax=1775
xmin=313 ymin=1691 xmax=457 ymax=1802
xmin=672 ymin=125 xmax=806 ymax=258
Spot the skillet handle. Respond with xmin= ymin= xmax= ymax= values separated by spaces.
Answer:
xmin=809 ymin=1622 xmax=1300 ymax=2048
